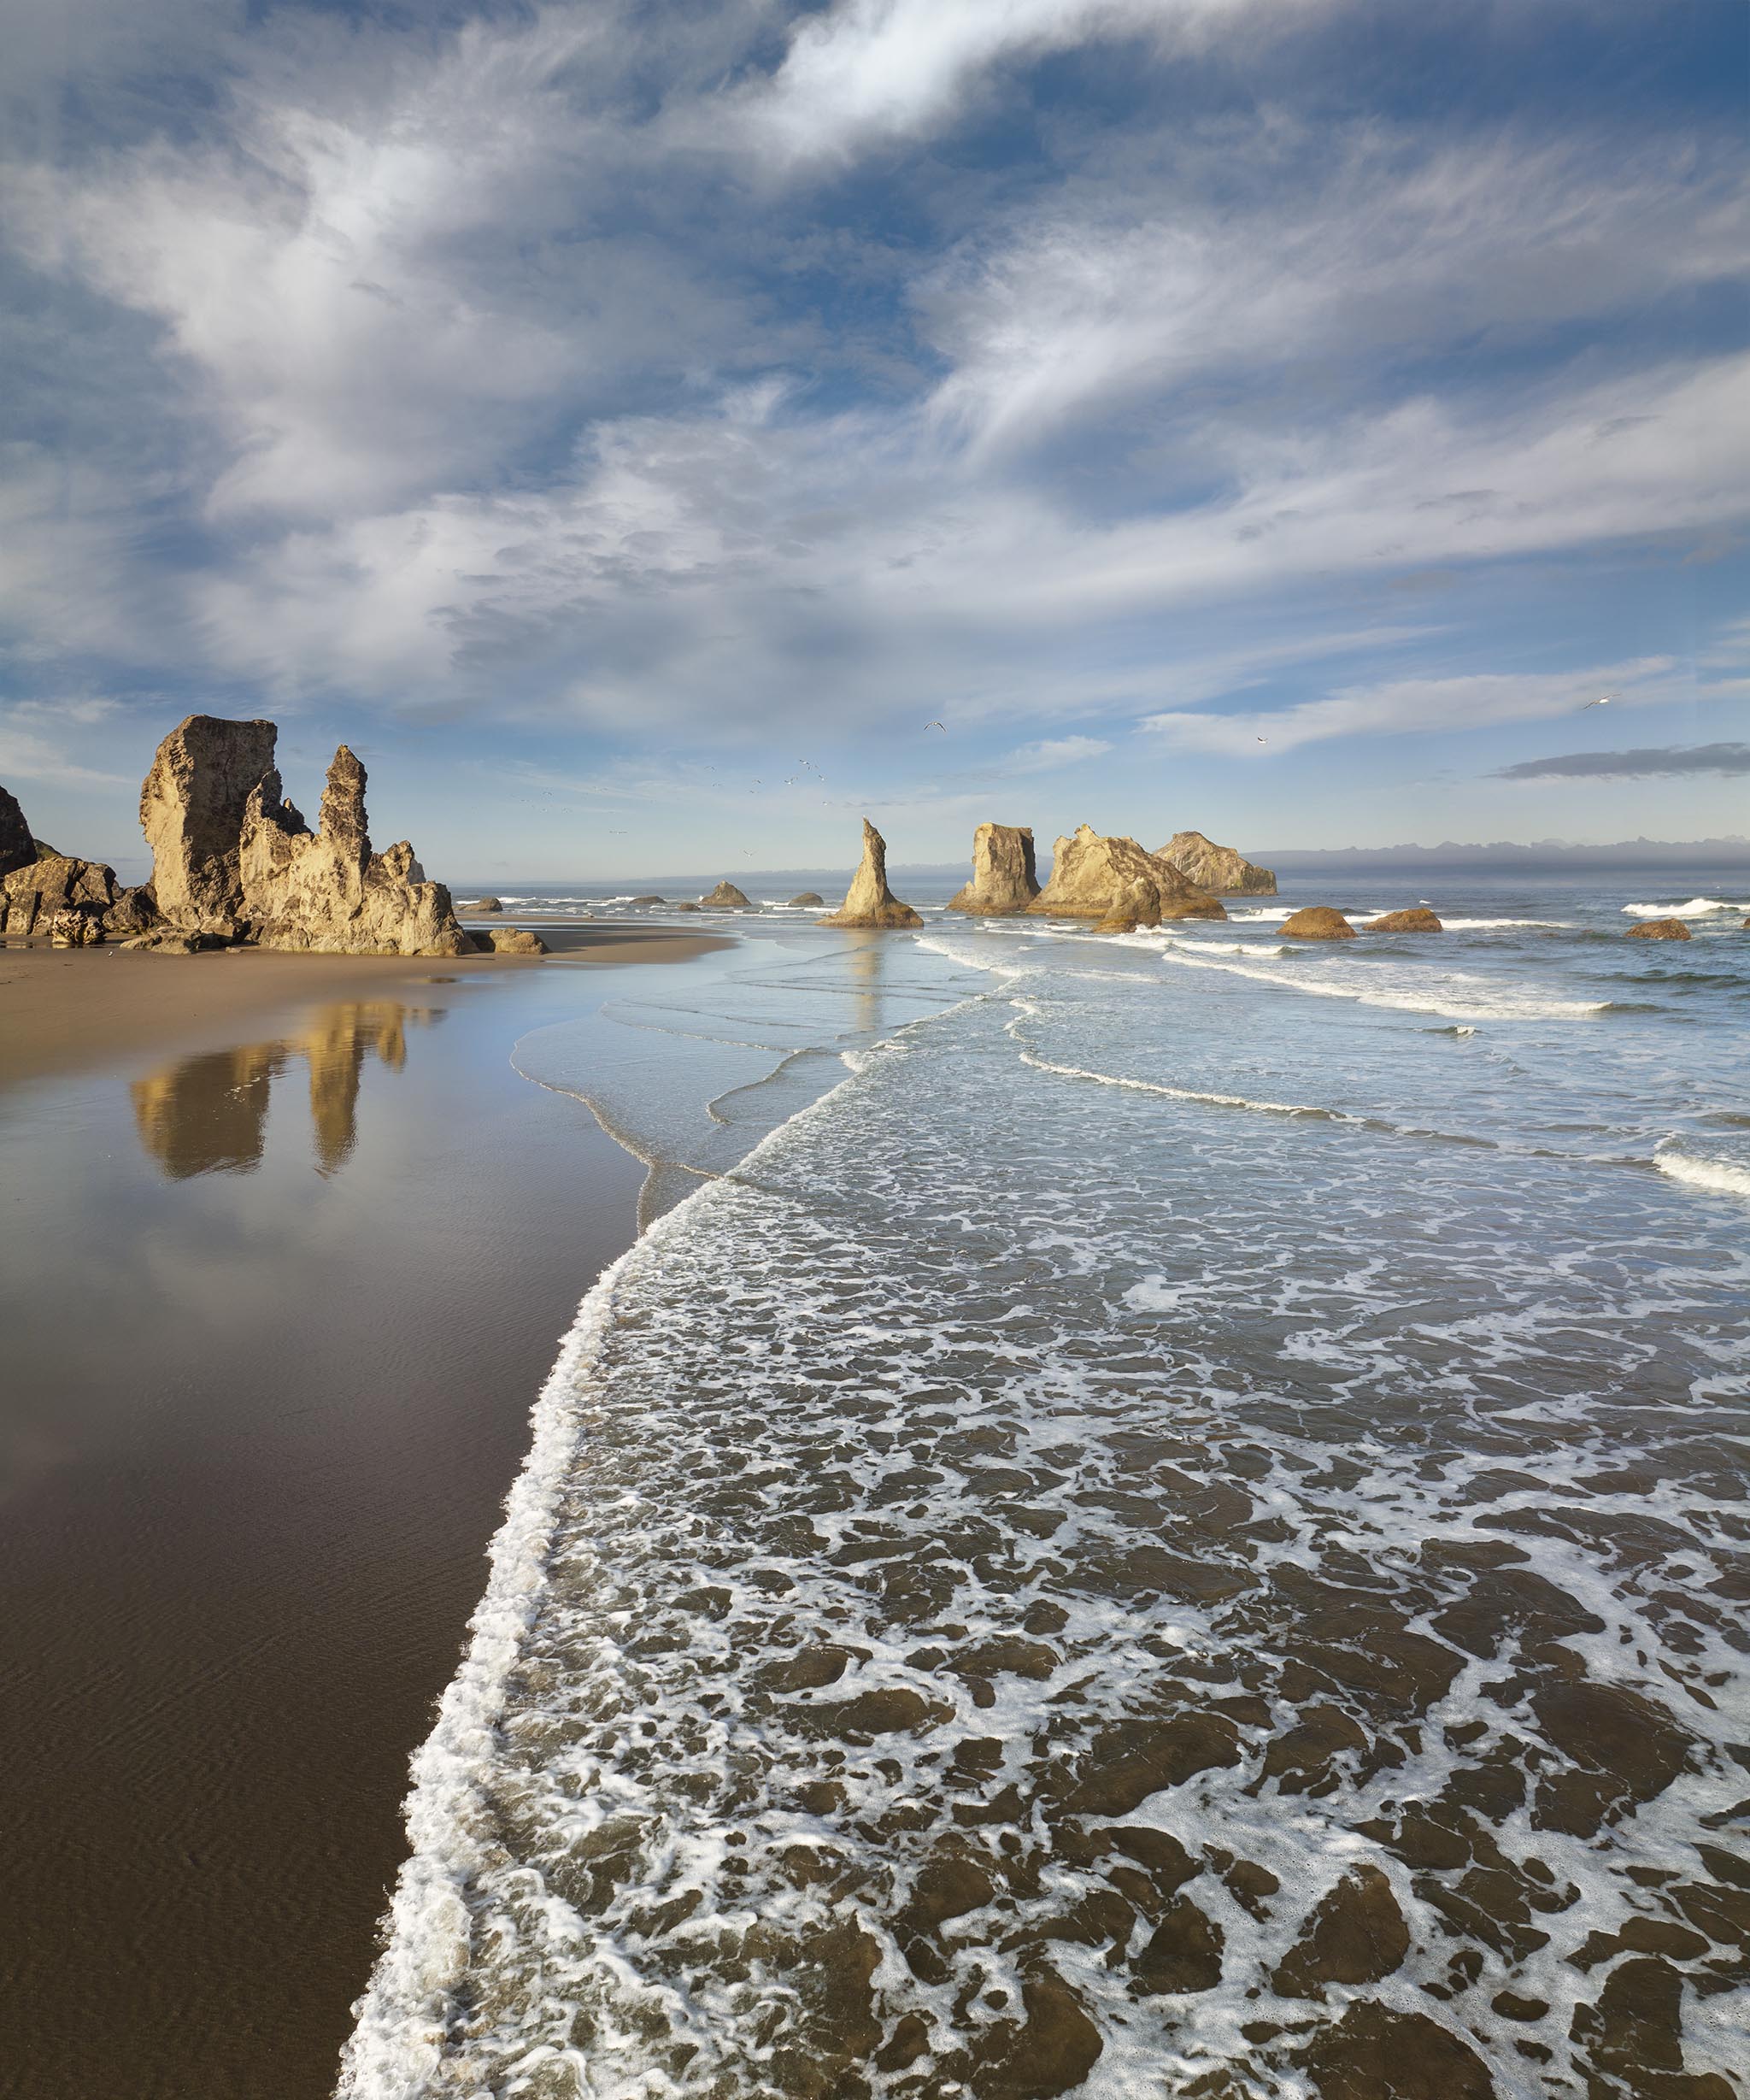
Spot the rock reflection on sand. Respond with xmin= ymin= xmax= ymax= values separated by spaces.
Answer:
xmin=130 ymin=1002 xmax=438 ymax=1179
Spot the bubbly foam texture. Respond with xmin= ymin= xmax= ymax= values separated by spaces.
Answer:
xmin=1623 ymin=897 xmax=1749 ymax=917
xmin=1656 ymin=1150 xmax=1750 ymax=1200
xmin=347 ymin=885 xmax=1750 ymax=2097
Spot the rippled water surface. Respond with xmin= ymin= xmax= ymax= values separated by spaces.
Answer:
xmin=346 ymin=878 xmax=1750 ymax=2100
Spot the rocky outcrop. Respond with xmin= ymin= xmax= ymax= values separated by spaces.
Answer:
xmin=1095 ymin=875 xmax=1162 ymax=934
xmin=1157 ymin=830 xmax=1277 ymax=896
xmin=1029 ymin=825 xmax=1224 ymax=921
xmin=237 ymin=746 xmax=472 ymax=956
xmin=141 ymin=715 xmax=279 ymax=936
xmin=702 ymin=881 xmax=754 ymax=909
xmin=628 ymin=894 xmax=665 ymax=906
xmin=474 ymin=926 xmax=548 ymax=956
xmin=0 ymin=853 xmax=156 ymax=944
xmin=819 ymin=821 xmax=924 ymax=929
xmin=948 ymin=823 xmax=1041 ymax=915
xmin=0 ymin=784 xmax=35 ymax=879
xmin=1365 ymin=907 xmax=1443 ymax=932
xmin=1625 ymin=918 xmax=1691 ymax=941
xmin=674 ymin=900 xmax=702 ymax=912
xmin=787 ymin=891 xmax=825 ymax=908
xmin=467 ymin=896 xmax=504 ymax=914
xmin=1280 ymin=906 xmax=1356 ymax=939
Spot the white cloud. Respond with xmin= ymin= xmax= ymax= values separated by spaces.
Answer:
xmin=0 ymin=717 xmax=132 ymax=786
xmin=1138 ymin=656 xmax=1715 ymax=755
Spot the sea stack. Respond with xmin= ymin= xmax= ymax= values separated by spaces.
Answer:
xmin=0 ymin=784 xmax=36 ymax=879
xmin=1279 ymin=906 xmax=1357 ymax=940
xmin=140 ymin=715 xmax=279 ymax=937
xmin=1365 ymin=908 xmax=1443 ymax=932
xmin=1157 ymin=831 xmax=1277 ymax=896
xmin=787 ymin=891 xmax=825 ymax=908
xmin=948 ymin=823 xmax=1041 ymax=915
xmin=702 ymin=880 xmax=754 ymax=908
xmin=1029 ymin=825 xmax=1224 ymax=921
xmin=1626 ymin=918 xmax=1692 ymax=941
xmin=819 ymin=821 xmax=923 ymax=929
xmin=237 ymin=744 xmax=473 ymax=956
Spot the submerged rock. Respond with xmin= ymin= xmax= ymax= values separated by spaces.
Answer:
xmin=702 ymin=880 xmax=755 ymax=909
xmin=948 ymin=823 xmax=1040 ymax=915
xmin=1625 ymin=917 xmax=1691 ymax=941
xmin=1272 ymin=1867 xmax=1410 ymax=1997
xmin=140 ymin=714 xmax=279 ymax=937
xmin=0 ymin=783 xmax=35 ymax=879
xmin=1280 ymin=905 xmax=1357 ymax=940
xmin=786 ymin=891 xmax=825 ymax=908
xmin=238 ymin=746 xmax=472 ymax=956
xmin=476 ymin=926 xmax=549 ymax=956
xmin=1157 ymin=829 xmax=1277 ymax=895
xmin=1365 ymin=907 xmax=1443 ymax=932
xmin=819 ymin=821 xmax=924 ymax=929
xmin=1030 ymin=824 xmax=1224 ymax=922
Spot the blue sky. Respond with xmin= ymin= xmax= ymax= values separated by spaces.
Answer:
xmin=2 ymin=0 xmax=1746 ymax=878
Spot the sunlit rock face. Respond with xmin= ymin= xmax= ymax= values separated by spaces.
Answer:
xmin=1030 ymin=824 xmax=1224 ymax=922
xmin=1157 ymin=830 xmax=1277 ymax=896
xmin=819 ymin=820 xmax=923 ymax=929
xmin=140 ymin=715 xmax=279 ymax=938
xmin=948 ymin=823 xmax=1040 ymax=915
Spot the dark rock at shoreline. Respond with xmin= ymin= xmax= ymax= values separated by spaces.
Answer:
xmin=628 ymin=894 xmax=665 ymax=906
xmin=1158 ymin=829 xmax=1277 ymax=896
xmin=1280 ymin=906 xmax=1357 ymax=940
xmin=702 ymin=880 xmax=755 ymax=908
xmin=0 ymin=783 xmax=35 ymax=879
xmin=1625 ymin=918 xmax=1691 ymax=940
xmin=787 ymin=891 xmax=825 ymax=908
xmin=948 ymin=823 xmax=1040 ymax=914
xmin=674 ymin=900 xmax=702 ymax=912
xmin=468 ymin=897 xmax=504 ymax=914
xmin=1365 ymin=907 xmax=1443 ymax=932
xmin=473 ymin=926 xmax=548 ymax=956
xmin=0 ymin=854 xmax=147 ymax=944
xmin=819 ymin=821 xmax=923 ymax=929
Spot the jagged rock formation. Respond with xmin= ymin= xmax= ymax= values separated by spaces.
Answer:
xmin=141 ymin=715 xmax=279 ymax=936
xmin=0 ymin=784 xmax=35 ymax=879
xmin=474 ymin=926 xmax=548 ymax=956
xmin=0 ymin=853 xmax=156 ymax=944
xmin=1280 ymin=906 xmax=1357 ymax=939
xmin=948 ymin=824 xmax=1041 ymax=915
xmin=237 ymin=746 xmax=472 ymax=956
xmin=1157 ymin=830 xmax=1277 ymax=896
xmin=787 ymin=891 xmax=825 ymax=908
xmin=1365 ymin=908 xmax=1443 ymax=932
xmin=1095 ymin=875 xmax=1163 ymax=934
xmin=702 ymin=881 xmax=754 ymax=909
xmin=819 ymin=821 xmax=924 ymax=929
xmin=1625 ymin=918 xmax=1691 ymax=941
xmin=468 ymin=897 xmax=504 ymax=914
xmin=1029 ymin=826 xmax=1224 ymax=922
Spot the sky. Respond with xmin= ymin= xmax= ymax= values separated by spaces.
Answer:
xmin=1 ymin=0 xmax=1746 ymax=879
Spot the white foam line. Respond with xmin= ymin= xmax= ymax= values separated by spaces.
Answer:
xmin=1016 ymin=1049 xmax=1351 ymax=1121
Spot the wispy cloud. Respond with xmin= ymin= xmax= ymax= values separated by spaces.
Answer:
xmin=1005 ymin=735 xmax=1113 ymax=773
xmin=1496 ymin=743 xmax=1750 ymax=781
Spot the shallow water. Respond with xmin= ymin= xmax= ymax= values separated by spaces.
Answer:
xmin=347 ymin=878 xmax=1750 ymax=2099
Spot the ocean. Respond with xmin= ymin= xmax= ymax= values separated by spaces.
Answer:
xmin=341 ymin=875 xmax=1750 ymax=2099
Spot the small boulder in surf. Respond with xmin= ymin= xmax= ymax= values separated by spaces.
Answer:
xmin=787 ymin=891 xmax=825 ymax=908
xmin=702 ymin=881 xmax=755 ymax=908
xmin=1365 ymin=907 xmax=1443 ymax=932
xmin=467 ymin=897 xmax=504 ymax=913
xmin=1280 ymin=906 xmax=1357 ymax=940
xmin=1625 ymin=918 xmax=1691 ymax=940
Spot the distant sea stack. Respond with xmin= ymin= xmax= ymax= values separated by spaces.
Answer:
xmin=948 ymin=824 xmax=1040 ymax=915
xmin=1365 ymin=908 xmax=1443 ymax=932
xmin=1157 ymin=831 xmax=1277 ymax=896
xmin=702 ymin=881 xmax=754 ymax=909
xmin=1280 ymin=906 xmax=1357 ymax=940
xmin=1029 ymin=825 xmax=1224 ymax=922
xmin=819 ymin=821 xmax=923 ymax=929
xmin=787 ymin=891 xmax=825 ymax=909
xmin=1626 ymin=918 xmax=1692 ymax=941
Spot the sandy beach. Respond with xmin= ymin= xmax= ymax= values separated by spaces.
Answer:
xmin=0 ymin=928 xmax=731 ymax=2100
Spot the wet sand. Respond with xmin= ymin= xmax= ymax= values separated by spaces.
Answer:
xmin=0 ymin=932 xmax=726 ymax=2099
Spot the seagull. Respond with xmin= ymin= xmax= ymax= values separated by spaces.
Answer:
xmin=925 ymin=721 xmax=946 ymax=733
xmin=1583 ymin=693 xmax=1616 ymax=709
xmin=1255 ymin=736 xmax=1268 ymax=744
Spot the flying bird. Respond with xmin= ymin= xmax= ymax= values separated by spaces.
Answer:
xmin=925 ymin=721 xmax=946 ymax=732
xmin=1583 ymin=693 xmax=1616 ymax=709
xmin=1255 ymin=736 xmax=1268 ymax=744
